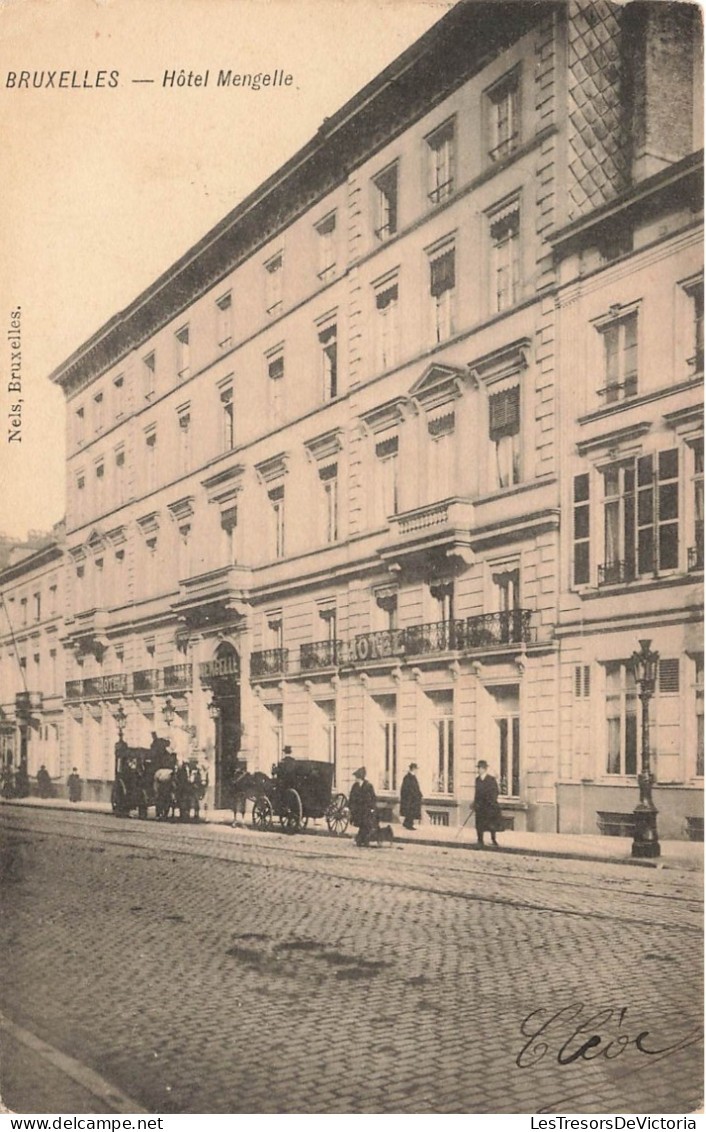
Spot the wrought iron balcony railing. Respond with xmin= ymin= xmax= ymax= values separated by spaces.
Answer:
xmin=597 ymin=560 xmax=636 ymax=586
xmin=404 ymin=619 xmax=467 ymax=656
xmin=163 ymin=663 xmax=193 ymax=690
xmin=300 ymin=640 xmax=342 ymax=671
xmin=133 ymin=668 xmax=160 ymax=693
xmin=250 ymin=649 xmax=289 ymax=678
xmin=465 ymin=609 xmax=535 ymax=648
xmin=83 ymin=674 xmax=129 ymax=698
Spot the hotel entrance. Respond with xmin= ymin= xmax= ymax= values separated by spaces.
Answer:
xmin=202 ymin=642 xmax=242 ymax=810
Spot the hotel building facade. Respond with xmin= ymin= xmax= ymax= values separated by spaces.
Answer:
xmin=40 ymin=0 xmax=703 ymax=835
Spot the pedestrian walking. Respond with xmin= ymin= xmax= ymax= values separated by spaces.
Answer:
xmin=67 ymin=767 xmax=83 ymax=803
xmin=231 ymin=760 xmax=249 ymax=826
xmin=36 ymin=764 xmax=52 ymax=798
xmin=348 ymin=766 xmax=377 ymax=847
xmin=472 ymin=760 xmax=502 ymax=847
xmin=400 ymin=762 xmax=422 ymax=830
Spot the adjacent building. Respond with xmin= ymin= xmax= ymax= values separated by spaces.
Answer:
xmin=41 ymin=0 xmax=703 ymax=835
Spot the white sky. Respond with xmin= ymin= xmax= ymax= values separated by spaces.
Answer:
xmin=0 ymin=0 xmax=453 ymax=540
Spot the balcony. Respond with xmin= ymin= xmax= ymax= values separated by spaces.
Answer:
xmin=300 ymin=640 xmax=342 ymax=671
xmin=133 ymin=668 xmax=160 ymax=694
xmin=391 ymin=498 xmax=473 ymax=539
xmin=464 ymin=610 xmax=535 ymax=648
xmin=83 ymin=674 xmax=128 ymax=698
xmin=688 ymin=545 xmax=704 ymax=572
xmin=163 ymin=663 xmax=193 ymax=690
xmin=404 ymin=619 xmax=467 ymax=657
xmin=597 ymin=560 xmax=635 ymax=587
xmin=250 ymin=649 xmax=289 ymax=678
xmin=66 ymin=680 xmax=83 ymax=701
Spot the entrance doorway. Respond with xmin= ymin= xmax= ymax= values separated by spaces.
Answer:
xmin=206 ymin=642 xmax=241 ymax=809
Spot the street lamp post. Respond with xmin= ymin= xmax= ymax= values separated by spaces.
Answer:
xmin=162 ymin=697 xmax=176 ymax=728
xmin=114 ymin=704 xmax=127 ymax=744
xmin=630 ymin=638 xmax=661 ymax=859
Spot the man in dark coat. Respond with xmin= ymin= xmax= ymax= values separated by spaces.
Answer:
xmin=36 ymin=765 xmax=52 ymax=798
xmin=67 ymin=768 xmax=82 ymax=803
xmin=473 ymin=760 xmax=502 ymax=847
xmin=400 ymin=763 xmax=422 ymax=830
xmin=348 ymin=766 xmax=377 ymax=847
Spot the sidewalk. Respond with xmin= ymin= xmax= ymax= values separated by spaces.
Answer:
xmin=3 ymin=793 xmax=702 ymax=870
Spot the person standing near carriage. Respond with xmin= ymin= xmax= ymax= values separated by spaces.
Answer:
xmin=472 ymin=760 xmax=503 ymax=847
xmin=349 ymin=766 xmax=376 ymax=847
xmin=231 ymin=759 xmax=249 ymax=827
xmin=399 ymin=763 xmax=422 ymax=831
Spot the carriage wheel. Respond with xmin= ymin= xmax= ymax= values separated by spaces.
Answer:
xmin=280 ymin=788 xmax=303 ymax=833
xmin=252 ymin=796 xmax=273 ymax=831
xmin=325 ymin=793 xmax=350 ymax=836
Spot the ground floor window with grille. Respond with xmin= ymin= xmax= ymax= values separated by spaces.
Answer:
xmin=488 ymin=685 xmax=520 ymax=795
xmin=427 ymin=690 xmax=454 ymax=795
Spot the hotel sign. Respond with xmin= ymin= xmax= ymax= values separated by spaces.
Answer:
xmin=340 ymin=630 xmax=406 ymax=664
xmin=199 ymin=655 xmax=240 ymax=680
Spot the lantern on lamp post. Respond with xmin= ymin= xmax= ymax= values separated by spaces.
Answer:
xmin=630 ymin=638 xmax=661 ymax=859
xmin=161 ymin=697 xmax=176 ymax=728
xmin=114 ymin=704 xmax=127 ymax=744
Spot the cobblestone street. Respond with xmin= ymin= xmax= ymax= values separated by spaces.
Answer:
xmin=0 ymin=808 xmax=702 ymax=1115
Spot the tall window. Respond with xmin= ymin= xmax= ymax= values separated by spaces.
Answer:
xmin=599 ymin=311 xmax=638 ymax=403
xmin=220 ymin=384 xmax=234 ymax=451
xmin=33 ymin=591 xmax=41 ymax=621
xmin=493 ymin=567 xmax=520 ymax=642
xmin=264 ymin=703 xmax=284 ymax=765
xmin=94 ymin=391 xmax=104 ymax=433
xmin=381 ymin=708 xmax=398 ymax=792
xmin=427 ymin=411 xmax=455 ymax=502
xmin=490 ymin=685 xmax=520 ymax=796
xmin=690 ymin=439 xmax=704 ymax=570
xmin=375 ymin=433 xmax=399 ymax=522
xmin=267 ymin=348 xmax=285 ymax=422
xmin=178 ymin=408 xmax=191 ymax=471
xmin=145 ymin=428 xmax=157 ymax=492
xmin=605 ymin=662 xmax=637 ymax=775
xmin=374 ymin=279 xmax=399 ymax=371
xmin=75 ymin=406 xmax=85 ymax=446
xmin=216 ymin=293 xmax=233 ymax=349
xmin=489 ymin=385 xmax=520 ymax=488
xmin=429 ymin=244 xmax=455 ymax=343
xmin=143 ymin=352 xmax=156 ymax=400
xmin=573 ymin=473 xmax=591 ymax=585
xmin=601 ymin=449 xmax=680 ymax=584
xmin=115 ymin=447 xmax=126 ymax=505
xmin=427 ymin=119 xmax=455 ymax=205
xmin=428 ymin=690 xmax=454 ymax=795
xmin=487 ymin=69 xmax=520 ymax=162
xmin=319 ymin=323 xmax=338 ymax=400
xmin=315 ymin=213 xmax=336 ymax=282
xmin=95 ymin=460 xmax=105 ymax=512
xmin=269 ymin=485 xmax=285 ymax=559
xmin=221 ymin=505 xmax=238 ymax=564
xmin=686 ymin=280 xmax=703 ymax=374
xmin=319 ymin=464 xmax=338 ymax=544
xmin=76 ymin=472 xmax=85 ymax=522
xmin=490 ymin=204 xmax=520 ymax=312
xmin=113 ymin=375 xmax=125 ymax=420
xmin=373 ymin=163 xmax=398 ymax=240
xmin=265 ymin=252 xmax=283 ymax=316
xmin=316 ymin=700 xmax=337 ymax=783
xmin=175 ymin=326 xmax=190 ymax=380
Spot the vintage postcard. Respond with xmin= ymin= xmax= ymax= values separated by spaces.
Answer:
xmin=0 ymin=0 xmax=703 ymax=1119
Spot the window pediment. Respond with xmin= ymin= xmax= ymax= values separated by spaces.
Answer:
xmin=304 ymin=428 xmax=342 ymax=463
xmin=167 ymin=496 xmax=195 ymax=524
xmin=576 ymin=421 xmax=651 ymax=458
xmin=136 ymin=511 xmax=160 ymax=537
xmin=202 ymin=463 xmax=245 ymax=505
xmin=255 ymin=452 xmax=288 ymax=485
xmin=409 ymin=363 xmax=467 ymax=412
xmin=468 ymin=337 xmax=531 ymax=388
xmin=359 ymin=397 xmax=408 ymax=436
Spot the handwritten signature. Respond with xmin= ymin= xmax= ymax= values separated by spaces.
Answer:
xmin=516 ymin=1003 xmax=703 ymax=1069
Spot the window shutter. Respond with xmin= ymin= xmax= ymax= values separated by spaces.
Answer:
xmin=659 ymin=658 xmax=680 ymax=694
xmin=430 ymin=250 xmax=455 ymax=297
xmin=220 ymin=506 xmax=237 ymax=533
xmin=268 ymin=355 xmax=284 ymax=381
xmin=488 ymin=386 xmax=520 ymax=439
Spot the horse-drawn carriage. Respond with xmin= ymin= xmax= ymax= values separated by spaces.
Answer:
xmin=235 ymin=756 xmax=349 ymax=834
xmin=111 ymin=737 xmax=207 ymax=822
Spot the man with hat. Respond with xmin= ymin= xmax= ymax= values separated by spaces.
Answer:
xmin=399 ymin=763 xmax=422 ymax=831
xmin=472 ymin=760 xmax=503 ymax=847
xmin=348 ymin=766 xmax=377 ymax=847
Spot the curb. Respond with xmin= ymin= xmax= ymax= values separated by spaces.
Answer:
xmin=4 ymin=796 xmax=700 ymax=871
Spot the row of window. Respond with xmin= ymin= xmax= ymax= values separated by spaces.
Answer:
xmin=71 ymin=196 xmax=526 ymax=453
xmin=572 ymin=440 xmax=703 ymax=587
xmin=2 ymin=584 xmax=59 ymax=627
xmin=573 ymin=655 xmax=703 ymax=780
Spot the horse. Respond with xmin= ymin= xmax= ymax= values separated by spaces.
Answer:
xmin=153 ymin=767 xmax=176 ymax=820
xmin=175 ymin=761 xmax=209 ymax=822
xmin=231 ymin=769 xmax=270 ymax=826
